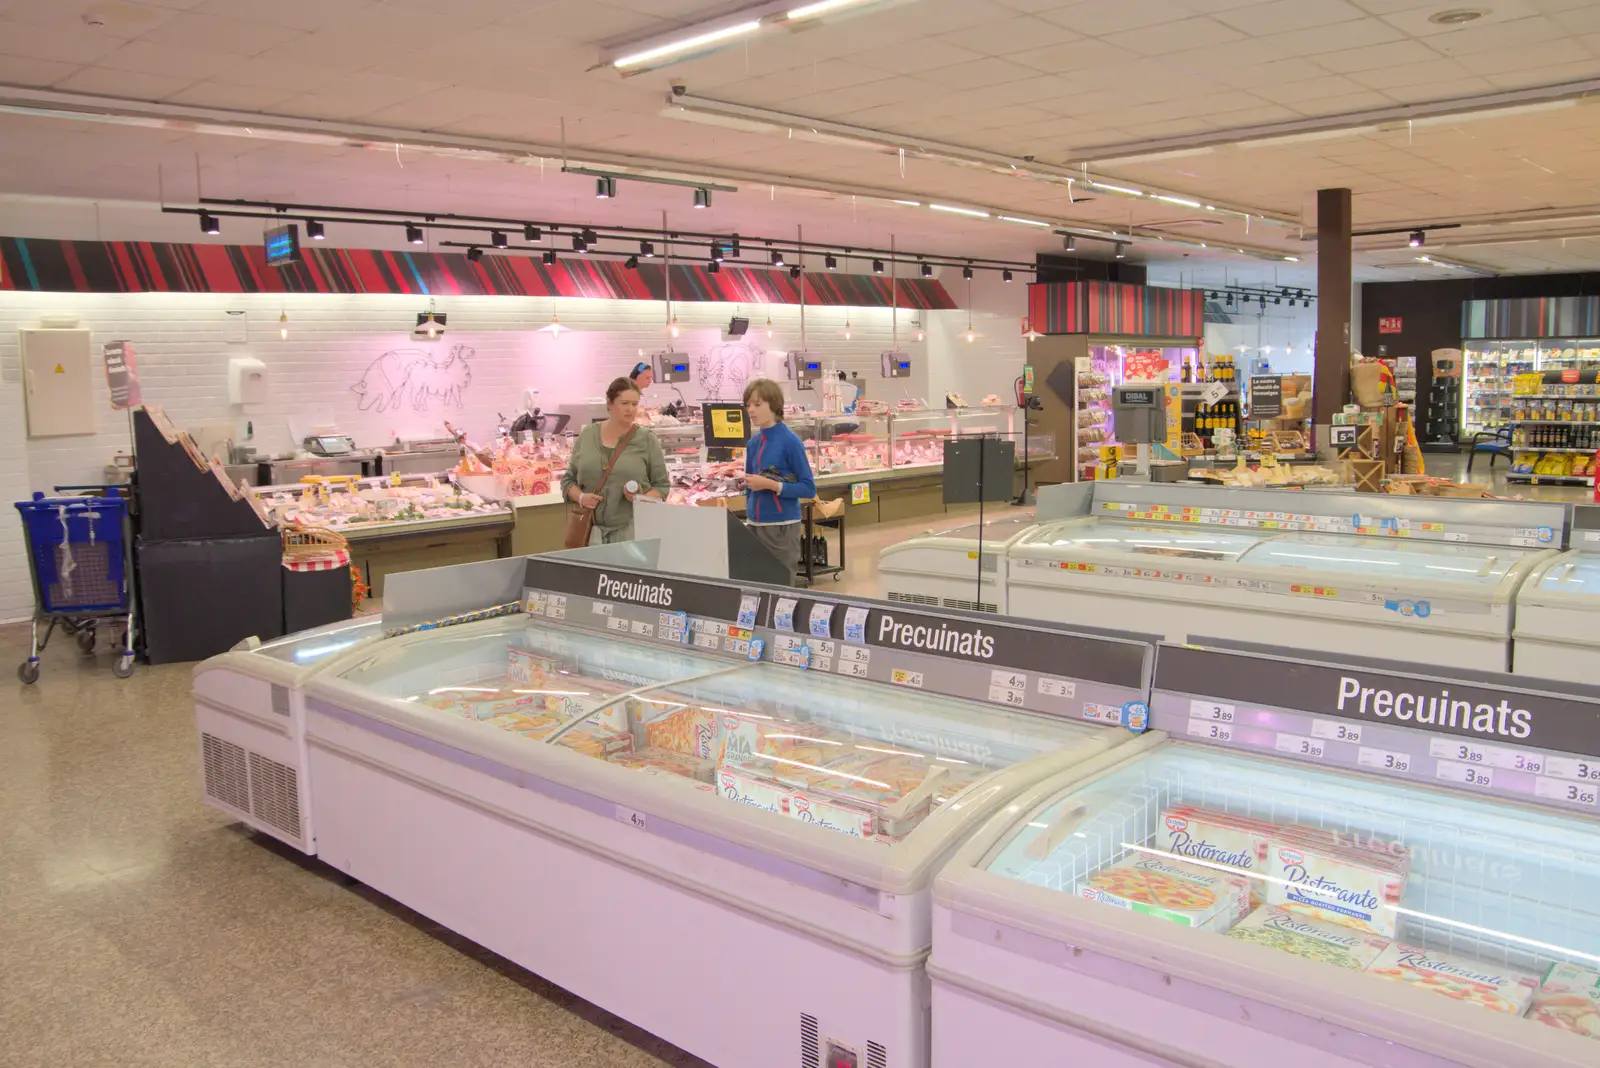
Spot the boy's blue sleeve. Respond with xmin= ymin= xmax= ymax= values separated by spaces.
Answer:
xmin=778 ymin=432 xmax=816 ymax=499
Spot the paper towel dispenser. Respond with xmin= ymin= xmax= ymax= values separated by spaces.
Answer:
xmin=228 ymin=357 xmax=267 ymax=405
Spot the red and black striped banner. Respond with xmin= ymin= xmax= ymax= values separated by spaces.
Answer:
xmin=1028 ymin=281 xmax=1204 ymax=336
xmin=0 ymin=237 xmax=955 ymax=308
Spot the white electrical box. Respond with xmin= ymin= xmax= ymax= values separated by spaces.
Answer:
xmin=229 ymin=356 xmax=267 ymax=405
xmin=20 ymin=327 xmax=95 ymax=438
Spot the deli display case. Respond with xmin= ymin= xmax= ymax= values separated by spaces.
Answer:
xmin=930 ymin=642 xmax=1600 ymax=1068
xmin=1514 ymin=507 xmax=1600 ymax=684
xmin=193 ymin=615 xmax=385 ymax=854
xmin=296 ymin=559 xmax=1153 ymax=1068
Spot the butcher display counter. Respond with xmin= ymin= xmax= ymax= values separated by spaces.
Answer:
xmin=930 ymin=640 xmax=1600 ymax=1068
xmin=296 ymin=557 xmax=1154 ymax=1068
xmin=881 ymin=482 xmax=1567 ymax=669
xmin=1514 ymin=505 xmax=1600 ymax=684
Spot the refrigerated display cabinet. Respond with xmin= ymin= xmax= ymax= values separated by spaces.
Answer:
xmin=931 ymin=646 xmax=1600 ymax=1068
xmin=193 ymin=615 xmax=385 ymax=853
xmin=1515 ymin=513 xmax=1600 ymax=684
xmin=878 ymin=512 xmax=1040 ymax=615
xmin=301 ymin=603 xmax=1148 ymax=1068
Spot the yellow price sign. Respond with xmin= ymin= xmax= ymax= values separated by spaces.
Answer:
xmin=851 ymin=482 xmax=871 ymax=504
xmin=711 ymin=408 xmax=746 ymax=440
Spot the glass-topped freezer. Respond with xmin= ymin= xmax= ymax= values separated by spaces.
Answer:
xmin=254 ymin=616 xmax=385 ymax=667
xmin=1013 ymin=519 xmax=1271 ymax=563
xmin=932 ymin=738 xmax=1600 ymax=1065
xmin=1244 ymin=532 xmax=1526 ymax=588
xmin=1515 ymin=549 xmax=1600 ymax=684
xmin=878 ymin=511 xmax=1041 ymax=615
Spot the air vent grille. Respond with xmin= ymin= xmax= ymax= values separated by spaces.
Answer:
xmin=201 ymin=733 xmax=250 ymax=813
xmin=867 ymin=1040 xmax=887 ymax=1068
xmin=800 ymin=1013 xmax=819 ymax=1068
xmin=941 ymin=598 xmax=998 ymax=614
xmin=248 ymin=751 xmax=302 ymax=839
xmin=887 ymin=591 xmax=940 ymax=607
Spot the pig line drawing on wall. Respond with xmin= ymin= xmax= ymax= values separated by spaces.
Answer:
xmin=351 ymin=344 xmax=474 ymax=412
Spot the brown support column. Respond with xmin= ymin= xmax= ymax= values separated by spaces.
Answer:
xmin=1313 ymin=187 xmax=1353 ymax=433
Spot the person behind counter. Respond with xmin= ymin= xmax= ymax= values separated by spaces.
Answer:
xmin=629 ymin=361 xmax=654 ymax=390
xmin=740 ymin=377 xmax=816 ymax=582
xmin=561 ymin=377 xmax=670 ymax=544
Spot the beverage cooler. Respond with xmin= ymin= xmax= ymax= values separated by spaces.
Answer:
xmin=293 ymin=558 xmax=1155 ymax=1068
xmin=880 ymin=483 xmax=1568 ymax=672
xmin=1515 ymin=506 xmax=1600 ymax=685
xmin=930 ymin=642 xmax=1600 ymax=1068
xmin=192 ymin=615 xmax=385 ymax=854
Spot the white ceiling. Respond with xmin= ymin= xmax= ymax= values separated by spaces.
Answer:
xmin=0 ymin=0 xmax=1598 ymax=282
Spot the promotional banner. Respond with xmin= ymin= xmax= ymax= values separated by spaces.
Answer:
xmin=103 ymin=340 xmax=141 ymax=410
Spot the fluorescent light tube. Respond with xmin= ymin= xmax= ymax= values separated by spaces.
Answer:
xmin=614 ymin=21 xmax=762 ymax=69
xmin=930 ymin=204 xmax=989 ymax=218
xmin=998 ymin=215 xmax=1050 ymax=227
xmin=1088 ymin=182 xmax=1143 ymax=197
xmin=1152 ymin=195 xmax=1201 ymax=208
xmin=788 ymin=0 xmax=873 ymax=18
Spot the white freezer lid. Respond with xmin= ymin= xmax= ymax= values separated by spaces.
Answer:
xmin=1238 ymin=532 xmax=1534 ymax=588
xmin=1521 ymin=551 xmax=1600 ymax=606
xmin=1011 ymin=518 xmax=1271 ymax=562
xmin=894 ymin=512 xmax=1039 ymax=551
xmin=255 ymin=616 xmax=385 ymax=665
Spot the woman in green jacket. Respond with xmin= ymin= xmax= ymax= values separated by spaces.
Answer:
xmin=560 ymin=377 xmax=671 ymax=544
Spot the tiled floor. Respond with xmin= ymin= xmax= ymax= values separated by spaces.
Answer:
xmin=0 ymin=458 xmax=1586 ymax=1067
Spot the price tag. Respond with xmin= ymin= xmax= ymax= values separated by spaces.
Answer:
xmin=772 ymin=635 xmax=808 ymax=654
xmin=725 ymin=638 xmax=751 ymax=655
xmin=813 ymin=656 xmax=832 ymax=673
xmin=991 ymin=669 xmax=1028 ymax=691
xmin=1428 ymin=738 xmax=1488 ymax=765
xmin=842 ymin=606 xmax=870 ymax=644
xmin=615 ymin=806 xmax=648 ymax=831
xmin=737 ymin=595 xmax=760 ymax=628
xmin=593 ymin=602 xmax=614 ymax=616
xmin=1187 ymin=719 xmax=1233 ymax=742
xmin=891 ymin=668 xmax=924 ymax=688
xmin=1484 ymin=748 xmax=1544 ymax=774
xmin=1444 ymin=532 xmax=1469 ymax=543
xmin=774 ymin=598 xmax=798 ymax=632
xmin=1545 ymin=756 xmax=1600 ymax=783
xmin=809 ymin=603 xmax=835 ymax=638
xmin=1436 ymin=760 xmax=1494 ymax=788
xmin=1200 ymin=382 xmax=1228 ymax=405
xmin=838 ymin=645 xmax=871 ymax=665
xmin=606 ymin=616 xmax=629 ymax=633
xmin=693 ymin=633 xmax=720 ymax=651
xmin=1038 ymin=677 xmax=1075 ymax=699
xmin=1189 ymin=701 xmax=1235 ymax=723
xmin=631 ymin=620 xmax=654 ymax=637
xmin=987 ymin=684 xmax=1026 ymax=708
xmin=1358 ymin=747 xmax=1411 ymax=773
xmin=1275 ymin=733 xmax=1325 ymax=759
xmin=1311 ymin=720 xmax=1363 ymax=744
xmin=546 ymin=598 xmax=566 ymax=620
xmin=837 ymin=659 xmax=868 ymax=679
xmin=1535 ymin=777 xmax=1599 ymax=807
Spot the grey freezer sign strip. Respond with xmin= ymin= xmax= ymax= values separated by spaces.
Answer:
xmin=1153 ymin=644 xmax=1600 ymax=815
xmin=520 ymin=560 xmax=1151 ymax=729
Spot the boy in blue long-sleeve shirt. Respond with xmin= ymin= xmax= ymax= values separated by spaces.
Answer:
xmin=740 ymin=377 xmax=816 ymax=583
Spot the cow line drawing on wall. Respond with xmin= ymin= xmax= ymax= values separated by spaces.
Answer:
xmin=351 ymin=344 xmax=474 ymax=412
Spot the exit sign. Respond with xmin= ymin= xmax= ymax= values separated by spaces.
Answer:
xmin=1378 ymin=316 xmax=1403 ymax=334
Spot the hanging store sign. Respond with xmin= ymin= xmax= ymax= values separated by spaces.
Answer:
xmin=523 ymin=560 xmax=748 ymax=623
xmin=264 ymin=223 xmax=302 ymax=268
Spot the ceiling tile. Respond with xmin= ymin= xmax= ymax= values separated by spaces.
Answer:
xmin=136 ymin=12 xmax=308 ymax=54
xmin=1214 ymin=0 xmax=1369 ymax=35
xmin=3 ymin=0 xmax=178 ymax=34
xmin=1101 ymin=16 xmax=1245 ymax=55
xmin=55 ymin=66 xmax=196 ymax=99
xmin=1261 ymin=18 xmax=1403 ymax=55
xmin=502 ymin=2 xmax=663 ymax=43
xmin=1555 ymin=6 xmax=1600 ymax=34
xmin=1313 ymin=38 xmax=1443 ymax=72
xmin=1347 ymin=58 xmax=1475 ymax=90
xmin=930 ymin=58 xmax=1043 ymax=90
xmin=96 ymin=39 xmax=244 ymax=82
xmin=849 ymin=38 xmax=989 ymax=76
xmin=1452 ymin=39 xmax=1595 ymax=75
xmin=1012 ymin=38 xmax=1141 ymax=73
xmin=935 ymin=15 xmax=1080 ymax=56
xmin=1427 ymin=16 xmax=1570 ymax=56
xmin=0 ymin=55 xmax=81 ymax=86
xmin=1201 ymin=58 xmax=1337 ymax=89
xmin=201 ymin=55 xmax=350 ymax=93
xmin=191 ymin=0 xmax=381 ymax=32
xmin=0 ymin=20 xmax=128 ymax=64
xmin=1037 ymin=0 xmax=1198 ymax=36
xmin=1290 ymin=90 xmax=1398 ymax=116
xmin=163 ymin=80 xmax=299 ymax=110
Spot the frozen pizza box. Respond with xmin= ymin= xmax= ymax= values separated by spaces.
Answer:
xmin=1226 ymin=906 xmax=1389 ymax=971
xmin=1265 ymin=836 xmax=1406 ymax=937
xmin=1079 ymin=854 xmax=1250 ymax=932
xmin=1160 ymin=806 xmax=1272 ymax=875
xmin=1366 ymin=942 xmax=1540 ymax=1015
xmin=1529 ymin=963 xmax=1600 ymax=1041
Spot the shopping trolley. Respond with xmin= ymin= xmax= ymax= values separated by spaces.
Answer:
xmin=13 ymin=491 xmax=136 ymax=684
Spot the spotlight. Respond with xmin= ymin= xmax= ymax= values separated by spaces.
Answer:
xmin=711 ymin=242 xmax=725 ymax=262
xmin=542 ymin=250 xmax=557 ymax=265
xmin=771 ymin=250 xmax=784 ymax=267
xmin=581 ymin=228 xmax=598 ymax=245
xmin=708 ymin=259 xmax=721 ymax=273
xmin=306 ymin=219 xmax=325 ymax=240
xmin=596 ymin=176 xmax=617 ymax=199
xmin=466 ymin=247 xmax=483 ymax=263
xmin=1062 ymin=235 xmax=1076 ymax=252
xmin=693 ymin=187 xmax=711 ymax=209
xmin=1274 ymin=295 xmax=1281 ymax=305
xmin=789 ymin=265 xmax=801 ymax=279
xmin=640 ymin=240 xmax=655 ymax=257
xmin=1114 ymin=242 xmax=1126 ymax=259
xmin=490 ymin=230 xmax=507 ymax=249
xmin=524 ymin=224 xmax=541 ymax=242
xmin=199 ymin=212 xmax=221 ymax=235
xmin=405 ymin=223 xmax=424 ymax=245
xmin=1409 ymin=230 xmax=1425 ymax=248
xmin=825 ymin=254 xmax=838 ymax=270
xmin=730 ymin=234 xmax=741 ymax=257
xmin=1003 ymin=269 xmax=1013 ymax=283
xmin=921 ymin=262 xmax=933 ymax=277
xmin=872 ymin=258 xmax=884 ymax=274
xmin=962 ymin=265 xmax=973 ymax=280
xmin=1259 ymin=295 xmax=1267 ymax=308
xmin=625 ymin=255 xmax=639 ymax=269
xmin=572 ymin=234 xmax=587 ymax=252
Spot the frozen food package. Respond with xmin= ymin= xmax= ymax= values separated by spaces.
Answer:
xmin=507 ymin=648 xmax=558 ymax=687
xmin=1367 ymin=942 xmax=1540 ymax=1015
xmin=1264 ymin=834 xmax=1406 ymax=937
xmin=632 ymin=700 xmax=720 ymax=760
xmin=611 ymin=746 xmax=715 ymax=783
xmin=1079 ymin=854 xmax=1250 ymax=932
xmin=716 ymin=765 xmax=875 ymax=839
xmin=553 ymin=722 xmax=634 ymax=760
xmin=1159 ymin=806 xmax=1273 ymax=874
xmin=481 ymin=709 xmax=567 ymax=738
xmin=420 ymin=687 xmax=550 ymax=721
xmin=1529 ymin=963 xmax=1600 ymax=1040
xmin=1226 ymin=906 xmax=1389 ymax=971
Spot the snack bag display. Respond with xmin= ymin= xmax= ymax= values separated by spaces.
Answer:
xmin=1079 ymin=855 xmax=1250 ymax=932
xmin=1529 ymin=963 xmax=1600 ymax=1040
xmin=1367 ymin=942 xmax=1539 ymax=1015
xmin=1226 ymin=906 xmax=1389 ymax=970
xmin=1265 ymin=832 xmax=1407 ymax=937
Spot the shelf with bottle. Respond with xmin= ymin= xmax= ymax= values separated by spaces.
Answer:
xmin=1512 ymin=423 xmax=1600 ymax=450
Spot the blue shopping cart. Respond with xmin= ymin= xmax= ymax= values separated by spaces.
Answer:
xmin=14 ymin=491 xmax=137 ymax=684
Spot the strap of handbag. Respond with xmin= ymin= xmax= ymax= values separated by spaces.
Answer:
xmin=591 ymin=425 xmax=637 ymax=502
